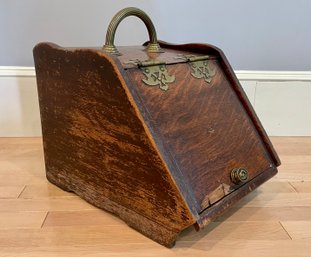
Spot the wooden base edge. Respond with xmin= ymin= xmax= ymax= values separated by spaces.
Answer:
xmin=46 ymin=172 xmax=183 ymax=248
xmin=195 ymin=166 xmax=278 ymax=229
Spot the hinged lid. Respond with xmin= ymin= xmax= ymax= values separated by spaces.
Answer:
xmin=115 ymin=47 xmax=216 ymax=69
xmin=100 ymin=7 xmax=280 ymax=214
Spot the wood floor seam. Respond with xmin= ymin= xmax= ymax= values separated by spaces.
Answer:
xmin=40 ymin=212 xmax=49 ymax=228
xmin=17 ymin=185 xmax=27 ymax=198
xmin=279 ymin=221 xmax=293 ymax=240
xmin=288 ymin=182 xmax=299 ymax=193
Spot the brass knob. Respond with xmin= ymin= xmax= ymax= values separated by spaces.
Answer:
xmin=103 ymin=7 xmax=162 ymax=55
xmin=231 ymin=168 xmax=249 ymax=185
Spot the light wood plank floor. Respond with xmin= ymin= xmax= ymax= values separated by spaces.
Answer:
xmin=0 ymin=137 xmax=310 ymax=256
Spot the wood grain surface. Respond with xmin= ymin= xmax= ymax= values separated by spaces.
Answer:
xmin=0 ymin=137 xmax=309 ymax=256
xmin=33 ymin=42 xmax=278 ymax=246
xmin=127 ymin=60 xmax=273 ymax=211
xmin=33 ymin=43 xmax=196 ymax=246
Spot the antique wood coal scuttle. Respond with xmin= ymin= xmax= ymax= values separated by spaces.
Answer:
xmin=33 ymin=7 xmax=280 ymax=247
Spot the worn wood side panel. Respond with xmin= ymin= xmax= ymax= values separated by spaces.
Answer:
xmin=127 ymin=60 xmax=274 ymax=211
xmin=33 ymin=43 xmax=195 ymax=244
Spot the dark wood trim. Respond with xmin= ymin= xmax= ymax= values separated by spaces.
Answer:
xmin=195 ymin=166 xmax=278 ymax=229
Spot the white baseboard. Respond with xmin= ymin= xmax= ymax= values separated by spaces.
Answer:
xmin=235 ymin=70 xmax=311 ymax=81
xmin=0 ymin=66 xmax=36 ymax=77
xmin=0 ymin=66 xmax=310 ymax=137
xmin=1 ymin=67 xmax=311 ymax=81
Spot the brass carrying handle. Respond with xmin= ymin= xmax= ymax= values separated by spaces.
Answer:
xmin=102 ymin=7 xmax=162 ymax=55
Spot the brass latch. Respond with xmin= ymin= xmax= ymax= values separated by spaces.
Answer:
xmin=231 ymin=168 xmax=249 ymax=185
xmin=126 ymin=54 xmax=215 ymax=91
xmin=126 ymin=59 xmax=175 ymax=91
xmin=176 ymin=54 xmax=216 ymax=83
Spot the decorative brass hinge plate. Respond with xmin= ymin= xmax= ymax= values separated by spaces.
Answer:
xmin=127 ymin=59 xmax=175 ymax=91
xmin=177 ymin=55 xmax=216 ymax=84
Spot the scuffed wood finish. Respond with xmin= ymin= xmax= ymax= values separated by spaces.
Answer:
xmin=195 ymin=167 xmax=277 ymax=229
xmin=116 ymin=46 xmax=202 ymax=69
xmin=127 ymin=60 xmax=274 ymax=212
xmin=33 ymin=40 xmax=279 ymax=247
xmin=155 ymin=41 xmax=280 ymax=167
xmin=33 ymin=43 xmax=195 ymax=247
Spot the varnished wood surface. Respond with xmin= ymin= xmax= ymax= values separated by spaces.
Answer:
xmin=127 ymin=60 xmax=274 ymax=211
xmin=33 ymin=43 xmax=195 ymax=246
xmin=156 ymin=41 xmax=280 ymax=167
xmin=0 ymin=137 xmax=310 ymax=256
xmin=33 ymin=43 xmax=278 ymax=245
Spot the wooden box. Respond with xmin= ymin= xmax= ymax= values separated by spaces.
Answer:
xmin=33 ymin=7 xmax=280 ymax=247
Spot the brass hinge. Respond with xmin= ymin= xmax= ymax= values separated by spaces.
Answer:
xmin=176 ymin=54 xmax=216 ymax=84
xmin=126 ymin=59 xmax=175 ymax=91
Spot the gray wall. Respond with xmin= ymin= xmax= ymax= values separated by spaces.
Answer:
xmin=1 ymin=0 xmax=311 ymax=70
